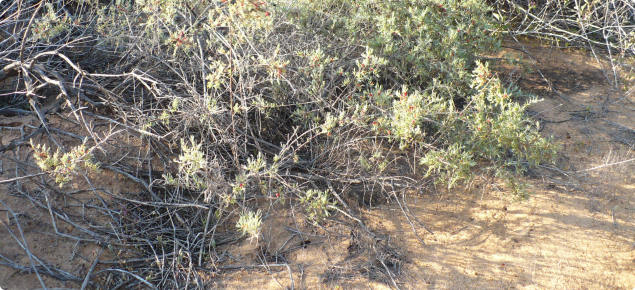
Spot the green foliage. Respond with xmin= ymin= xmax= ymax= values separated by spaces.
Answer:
xmin=299 ymin=189 xmax=337 ymax=222
xmin=54 ymin=0 xmax=557 ymax=229
xmin=97 ymin=0 xmax=554 ymax=194
xmin=419 ymin=61 xmax=558 ymax=188
xmin=291 ymin=0 xmax=500 ymax=88
xmin=32 ymin=3 xmax=74 ymax=40
xmin=164 ymin=136 xmax=207 ymax=189
xmin=236 ymin=209 xmax=262 ymax=241
xmin=30 ymin=139 xmax=99 ymax=187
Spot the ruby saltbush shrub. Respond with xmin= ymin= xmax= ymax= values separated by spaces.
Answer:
xmin=12 ymin=0 xmax=558 ymax=287
xmin=86 ymin=0 xmax=557 ymax=240
xmin=130 ymin=0 xmax=554 ymax=186
xmin=115 ymin=0 xmax=557 ymax=223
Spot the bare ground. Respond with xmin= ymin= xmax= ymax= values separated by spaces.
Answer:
xmin=2 ymin=41 xmax=635 ymax=289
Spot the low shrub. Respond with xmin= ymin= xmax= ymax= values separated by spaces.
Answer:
xmin=5 ymin=0 xmax=562 ymax=287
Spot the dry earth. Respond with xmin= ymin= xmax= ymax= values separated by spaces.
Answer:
xmin=2 ymin=41 xmax=635 ymax=289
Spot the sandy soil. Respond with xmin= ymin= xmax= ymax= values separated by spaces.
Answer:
xmin=2 ymin=41 xmax=635 ymax=289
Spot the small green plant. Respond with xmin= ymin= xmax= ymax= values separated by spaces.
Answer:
xmin=30 ymin=139 xmax=99 ymax=187
xmin=236 ymin=210 xmax=263 ymax=241
xmin=163 ymin=136 xmax=207 ymax=189
xmin=32 ymin=3 xmax=73 ymax=40
xmin=418 ymin=61 xmax=559 ymax=190
xmin=299 ymin=189 xmax=337 ymax=222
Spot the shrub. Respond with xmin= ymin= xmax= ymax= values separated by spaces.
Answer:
xmin=236 ymin=209 xmax=263 ymax=241
xmin=6 ymin=0 xmax=561 ymax=287
xmin=30 ymin=139 xmax=99 ymax=187
xmin=300 ymin=189 xmax=337 ymax=222
xmin=115 ymin=0 xmax=555 ymax=193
